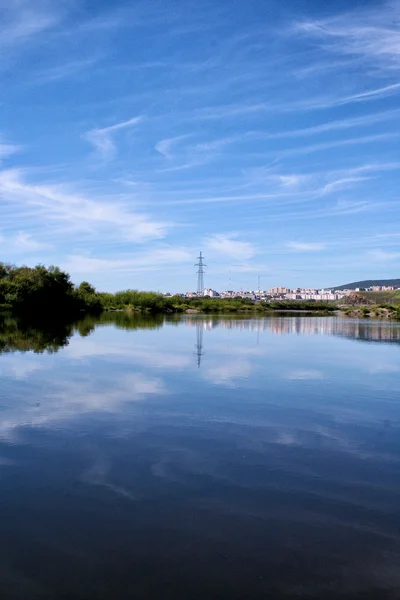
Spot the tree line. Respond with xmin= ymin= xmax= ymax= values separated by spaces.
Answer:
xmin=0 ymin=262 xmax=337 ymax=317
xmin=0 ymin=263 xmax=101 ymax=316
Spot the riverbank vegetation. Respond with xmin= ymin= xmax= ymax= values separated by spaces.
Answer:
xmin=1 ymin=262 xmax=399 ymax=318
xmin=0 ymin=264 xmax=103 ymax=316
xmin=0 ymin=263 xmax=336 ymax=316
xmin=344 ymin=290 xmax=400 ymax=305
xmin=343 ymin=306 xmax=400 ymax=319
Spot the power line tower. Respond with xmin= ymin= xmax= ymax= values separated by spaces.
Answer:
xmin=195 ymin=251 xmax=206 ymax=295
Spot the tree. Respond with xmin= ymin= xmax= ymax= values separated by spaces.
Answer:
xmin=78 ymin=281 xmax=96 ymax=295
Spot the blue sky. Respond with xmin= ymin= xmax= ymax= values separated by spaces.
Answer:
xmin=0 ymin=0 xmax=399 ymax=292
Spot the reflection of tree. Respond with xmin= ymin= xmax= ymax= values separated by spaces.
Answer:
xmin=0 ymin=316 xmax=74 ymax=354
xmin=0 ymin=312 xmax=166 ymax=354
xmin=2 ymin=313 xmax=398 ymax=357
xmin=80 ymin=311 xmax=165 ymax=332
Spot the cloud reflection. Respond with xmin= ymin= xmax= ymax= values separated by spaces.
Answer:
xmin=0 ymin=373 xmax=166 ymax=440
xmin=286 ymin=369 xmax=324 ymax=380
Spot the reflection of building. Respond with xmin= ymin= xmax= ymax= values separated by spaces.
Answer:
xmin=181 ymin=315 xmax=400 ymax=345
xmin=264 ymin=317 xmax=400 ymax=342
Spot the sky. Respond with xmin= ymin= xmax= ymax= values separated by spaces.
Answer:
xmin=0 ymin=0 xmax=399 ymax=293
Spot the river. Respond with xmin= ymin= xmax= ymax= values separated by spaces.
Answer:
xmin=1 ymin=314 xmax=400 ymax=599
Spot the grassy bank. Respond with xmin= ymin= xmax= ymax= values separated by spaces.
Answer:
xmin=99 ymin=293 xmax=337 ymax=314
xmin=345 ymin=290 xmax=400 ymax=305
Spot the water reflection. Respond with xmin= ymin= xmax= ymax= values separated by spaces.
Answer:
xmin=1 ymin=314 xmax=399 ymax=357
xmin=0 ymin=316 xmax=74 ymax=353
xmin=180 ymin=314 xmax=400 ymax=344
xmin=1 ymin=314 xmax=400 ymax=598
xmin=195 ymin=320 xmax=204 ymax=368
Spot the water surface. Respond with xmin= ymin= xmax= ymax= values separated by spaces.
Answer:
xmin=1 ymin=314 xmax=400 ymax=599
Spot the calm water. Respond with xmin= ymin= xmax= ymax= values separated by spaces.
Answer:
xmin=1 ymin=314 xmax=400 ymax=599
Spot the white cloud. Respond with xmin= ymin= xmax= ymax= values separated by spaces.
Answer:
xmin=194 ymin=84 xmax=400 ymax=118
xmin=281 ymin=109 xmax=400 ymax=138
xmin=155 ymin=135 xmax=189 ymax=159
xmin=62 ymin=247 xmax=191 ymax=274
xmin=257 ymin=173 xmax=313 ymax=191
xmin=30 ymin=56 xmax=101 ymax=85
xmin=0 ymin=140 xmax=20 ymax=160
xmin=0 ymin=168 xmax=168 ymax=243
xmin=286 ymin=241 xmax=326 ymax=252
xmin=296 ymin=4 xmax=400 ymax=73
xmin=84 ymin=116 xmax=143 ymax=160
xmin=341 ymin=83 xmax=400 ymax=102
xmin=369 ymin=249 xmax=400 ymax=261
xmin=192 ymin=102 xmax=268 ymax=121
xmin=278 ymin=132 xmax=398 ymax=160
xmin=13 ymin=231 xmax=47 ymax=251
xmin=0 ymin=3 xmax=60 ymax=51
xmin=204 ymin=234 xmax=256 ymax=260
xmin=321 ymin=176 xmax=372 ymax=195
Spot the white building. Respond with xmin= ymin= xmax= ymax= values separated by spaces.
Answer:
xmin=203 ymin=288 xmax=221 ymax=298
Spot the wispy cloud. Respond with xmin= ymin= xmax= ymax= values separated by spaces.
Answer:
xmin=155 ymin=135 xmax=190 ymax=159
xmin=320 ymin=176 xmax=373 ymax=195
xmin=277 ymin=131 xmax=399 ymax=159
xmin=0 ymin=169 xmax=168 ymax=243
xmin=13 ymin=231 xmax=48 ymax=251
xmin=30 ymin=56 xmax=101 ymax=85
xmin=260 ymin=200 xmax=380 ymax=223
xmin=1 ymin=0 xmax=399 ymax=290
xmin=286 ymin=242 xmax=326 ymax=252
xmin=0 ymin=139 xmax=21 ymax=160
xmin=62 ymin=247 xmax=191 ymax=275
xmin=269 ymin=109 xmax=400 ymax=139
xmin=296 ymin=3 xmax=400 ymax=73
xmin=155 ymin=134 xmax=245 ymax=172
xmin=204 ymin=234 xmax=256 ymax=260
xmin=0 ymin=3 xmax=60 ymax=51
xmin=273 ymin=85 xmax=400 ymax=113
xmin=265 ymin=174 xmax=313 ymax=190
xmin=84 ymin=116 xmax=143 ymax=160
xmin=369 ymin=249 xmax=400 ymax=261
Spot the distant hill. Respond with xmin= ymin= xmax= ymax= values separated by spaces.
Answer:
xmin=331 ymin=279 xmax=400 ymax=291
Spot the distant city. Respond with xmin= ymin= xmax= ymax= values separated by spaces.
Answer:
xmin=164 ymin=284 xmax=400 ymax=302
xmin=162 ymin=253 xmax=400 ymax=301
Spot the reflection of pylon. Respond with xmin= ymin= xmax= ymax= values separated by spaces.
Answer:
xmin=195 ymin=252 xmax=206 ymax=295
xmin=195 ymin=320 xmax=204 ymax=368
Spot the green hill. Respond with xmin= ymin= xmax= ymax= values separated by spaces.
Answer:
xmin=344 ymin=290 xmax=400 ymax=305
xmin=331 ymin=279 xmax=400 ymax=291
